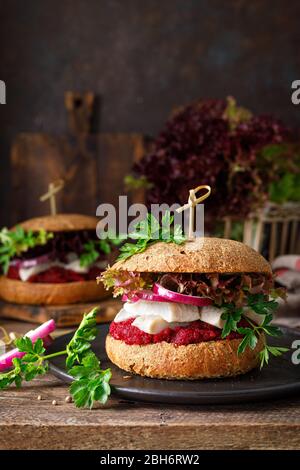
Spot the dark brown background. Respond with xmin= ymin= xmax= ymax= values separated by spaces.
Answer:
xmin=1 ymin=0 xmax=299 ymax=226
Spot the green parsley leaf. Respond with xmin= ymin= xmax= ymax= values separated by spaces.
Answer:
xmin=79 ymin=235 xmax=123 ymax=268
xmin=69 ymin=352 xmax=111 ymax=408
xmin=262 ymin=325 xmax=283 ymax=337
xmin=173 ymin=224 xmax=186 ymax=244
xmin=221 ymin=305 xmax=243 ymax=338
xmin=0 ymin=357 xmax=25 ymax=389
xmin=259 ymin=346 xmax=269 ymax=369
xmin=0 ymin=226 xmax=53 ymax=274
xmin=80 ymin=241 xmax=100 ymax=267
xmin=258 ymin=313 xmax=283 ymax=337
xmin=116 ymin=211 xmax=186 ymax=261
xmin=236 ymin=328 xmax=258 ymax=354
xmin=247 ymin=294 xmax=278 ymax=315
xmin=267 ymin=345 xmax=289 ymax=357
xmin=66 ymin=308 xmax=99 ymax=369
xmin=0 ymin=341 xmax=49 ymax=390
xmin=259 ymin=345 xmax=289 ymax=369
xmin=117 ymin=239 xmax=154 ymax=261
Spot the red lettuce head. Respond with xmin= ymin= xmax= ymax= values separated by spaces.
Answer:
xmin=132 ymin=98 xmax=290 ymax=221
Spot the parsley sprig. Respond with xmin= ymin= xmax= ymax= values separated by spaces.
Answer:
xmin=221 ymin=304 xmax=243 ymax=339
xmin=69 ymin=353 xmax=111 ymax=408
xmin=80 ymin=235 xmax=123 ymax=268
xmin=259 ymin=345 xmax=289 ymax=368
xmin=247 ymin=293 xmax=278 ymax=315
xmin=237 ymin=314 xmax=288 ymax=366
xmin=117 ymin=211 xmax=185 ymax=261
xmin=0 ymin=308 xmax=111 ymax=408
xmin=0 ymin=338 xmax=50 ymax=389
xmin=66 ymin=308 xmax=99 ymax=368
xmin=221 ymin=294 xmax=289 ymax=368
xmin=0 ymin=226 xmax=53 ymax=274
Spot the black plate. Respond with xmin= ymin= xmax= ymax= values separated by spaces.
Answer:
xmin=47 ymin=324 xmax=300 ymax=404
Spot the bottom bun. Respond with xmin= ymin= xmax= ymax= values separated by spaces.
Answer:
xmin=0 ymin=276 xmax=110 ymax=305
xmin=106 ymin=334 xmax=265 ymax=379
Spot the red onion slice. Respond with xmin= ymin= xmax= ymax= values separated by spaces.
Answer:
xmin=153 ymin=283 xmax=212 ymax=307
xmin=122 ymin=291 xmax=171 ymax=303
xmin=121 ymin=293 xmax=139 ymax=303
xmin=10 ymin=253 xmax=55 ymax=269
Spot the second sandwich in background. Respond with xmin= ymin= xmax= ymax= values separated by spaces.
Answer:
xmin=0 ymin=213 xmax=120 ymax=305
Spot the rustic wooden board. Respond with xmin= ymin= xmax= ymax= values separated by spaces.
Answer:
xmin=0 ymin=298 xmax=122 ymax=327
xmin=10 ymin=132 xmax=148 ymax=225
xmin=0 ymin=372 xmax=299 ymax=450
xmin=9 ymin=92 xmax=148 ymax=224
xmin=0 ymin=320 xmax=299 ymax=449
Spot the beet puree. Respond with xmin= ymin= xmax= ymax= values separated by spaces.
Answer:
xmin=109 ymin=318 xmax=248 ymax=346
xmin=7 ymin=265 xmax=102 ymax=283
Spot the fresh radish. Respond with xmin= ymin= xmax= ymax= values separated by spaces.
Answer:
xmin=0 ymin=319 xmax=56 ymax=371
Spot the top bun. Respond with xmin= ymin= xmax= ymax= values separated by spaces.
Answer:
xmin=14 ymin=214 xmax=99 ymax=233
xmin=112 ymin=237 xmax=272 ymax=274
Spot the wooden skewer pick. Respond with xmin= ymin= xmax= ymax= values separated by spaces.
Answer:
xmin=176 ymin=185 xmax=211 ymax=240
xmin=40 ymin=179 xmax=64 ymax=215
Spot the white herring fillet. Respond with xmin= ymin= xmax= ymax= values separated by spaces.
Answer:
xmin=19 ymin=262 xmax=54 ymax=282
xmin=199 ymin=305 xmax=225 ymax=329
xmin=113 ymin=300 xmax=267 ymax=335
xmin=115 ymin=300 xmax=200 ymax=334
xmin=114 ymin=308 xmax=137 ymax=323
xmin=17 ymin=253 xmax=106 ymax=282
xmin=132 ymin=315 xmax=170 ymax=334
xmin=123 ymin=300 xmax=200 ymax=323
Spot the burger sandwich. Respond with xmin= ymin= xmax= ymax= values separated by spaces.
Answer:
xmin=100 ymin=236 xmax=286 ymax=379
xmin=0 ymin=214 xmax=120 ymax=305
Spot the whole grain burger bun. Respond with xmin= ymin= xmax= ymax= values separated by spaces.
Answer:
xmin=0 ymin=276 xmax=109 ymax=305
xmin=14 ymin=213 xmax=99 ymax=233
xmin=106 ymin=333 xmax=265 ymax=379
xmin=112 ymin=237 xmax=271 ymax=274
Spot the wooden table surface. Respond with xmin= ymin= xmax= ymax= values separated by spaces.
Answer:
xmin=0 ymin=319 xmax=300 ymax=450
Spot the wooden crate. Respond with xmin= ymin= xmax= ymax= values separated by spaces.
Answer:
xmin=222 ymin=202 xmax=300 ymax=261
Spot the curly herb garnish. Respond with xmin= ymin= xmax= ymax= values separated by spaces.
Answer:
xmin=0 ymin=308 xmax=111 ymax=408
xmin=0 ymin=226 xmax=53 ymax=274
xmin=221 ymin=293 xmax=289 ymax=368
xmin=117 ymin=211 xmax=185 ymax=262
xmin=79 ymin=234 xmax=123 ymax=268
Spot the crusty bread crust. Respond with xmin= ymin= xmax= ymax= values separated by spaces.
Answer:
xmin=0 ymin=276 xmax=109 ymax=305
xmin=106 ymin=333 xmax=265 ymax=379
xmin=111 ymin=237 xmax=271 ymax=274
xmin=15 ymin=214 xmax=99 ymax=233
